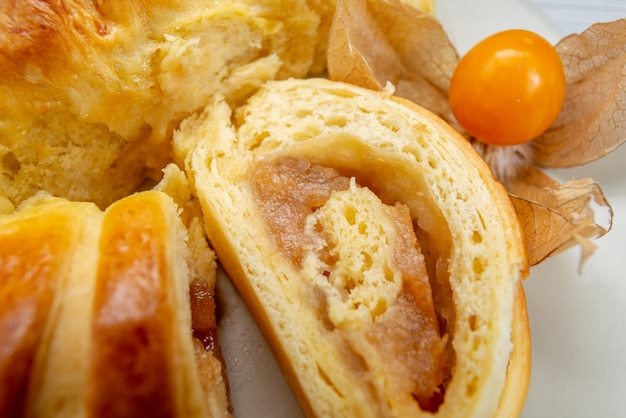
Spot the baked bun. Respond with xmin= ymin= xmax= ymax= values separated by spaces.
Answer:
xmin=0 ymin=0 xmax=335 ymax=208
xmin=0 ymin=187 xmax=230 ymax=417
xmin=175 ymin=78 xmax=529 ymax=417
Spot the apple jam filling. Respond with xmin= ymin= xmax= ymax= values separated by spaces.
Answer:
xmin=250 ymin=157 xmax=449 ymax=411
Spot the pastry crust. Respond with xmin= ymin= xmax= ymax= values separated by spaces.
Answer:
xmin=0 ymin=196 xmax=100 ymax=418
xmin=495 ymin=282 xmax=531 ymax=417
xmin=0 ymin=189 xmax=230 ymax=418
xmin=0 ymin=0 xmax=335 ymax=208
xmin=176 ymin=78 xmax=529 ymax=417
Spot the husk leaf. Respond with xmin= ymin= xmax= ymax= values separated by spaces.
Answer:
xmin=327 ymin=0 xmax=459 ymax=125
xmin=508 ymin=168 xmax=612 ymax=270
xmin=533 ymin=19 xmax=626 ymax=167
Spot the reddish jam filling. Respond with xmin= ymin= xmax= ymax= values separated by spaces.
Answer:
xmin=190 ymin=279 xmax=218 ymax=353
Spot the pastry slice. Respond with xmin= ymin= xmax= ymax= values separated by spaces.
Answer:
xmin=0 ymin=0 xmax=335 ymax=208
xmin=175 ymin=78 xmax=529 ymax=417
xmin=0 ymin=183 xmax=230 ymax=417
xmin=0 ymin=197 xmax=99 ymax=417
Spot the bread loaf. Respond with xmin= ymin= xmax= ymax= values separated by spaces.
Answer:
xmin=0 ymin=186 xmax=230 ymax=417
xmin=175 ymin=78 xmax=529 ymax=417
xmin=0 ymin=0 xmax=335 ymax=209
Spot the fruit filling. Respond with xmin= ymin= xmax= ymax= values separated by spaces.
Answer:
xmin=250 ymin=157 xmax=448 ymax=410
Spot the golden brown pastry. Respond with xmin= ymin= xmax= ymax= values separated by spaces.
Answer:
xmin=0 ymin=0 xmax=336 ymax=209
xmin=402 ymin=0 xmax=435 ymax=13
xmin=0 ymin=185 xmax=230 ymax=417
xmin=175 ymin=78 xmax=529 ymax=417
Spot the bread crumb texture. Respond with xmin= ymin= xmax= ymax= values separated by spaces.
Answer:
xmin=0 ymin=0 xmax=335 ymax=208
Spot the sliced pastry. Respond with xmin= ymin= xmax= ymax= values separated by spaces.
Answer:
xmin=0 ymin=179 xmax=230 ymax=417
xmin=175 ymin=78 xmax=530 ymax=417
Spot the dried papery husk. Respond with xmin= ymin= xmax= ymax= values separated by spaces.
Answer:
xmin=326 ymin=0 xmax=384 ymax=91
xmin=533 ymin=19 xmax=626 ymax=167
xmin=470 ymin=143 xmax=609 ymax=269
xmin=507 ymin=168 xmax=612 ymax=270
xmin=472 ymin=141 xmax=613 ymax=269
xmin=327 ymin=0 xmax=459 ymax=125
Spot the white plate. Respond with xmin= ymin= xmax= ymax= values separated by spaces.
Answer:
xmin=217 ymin=1 xmax=626 ymax=416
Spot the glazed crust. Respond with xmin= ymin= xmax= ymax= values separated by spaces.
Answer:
xmin=0 ymin=197 xmax=99 ymax=418
xmin=176 ymin=78 xmax=529 ymax=417
xmin=0 ymin=190 xmax=230 ymax=418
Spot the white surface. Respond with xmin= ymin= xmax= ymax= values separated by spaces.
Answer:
xmin=217 ymin=1 xmax=626 ymax=417
xmin=530 ymin=0 xmax=626 ymax=36
xmin=436 ymin=0 xmax=563 ymax=53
